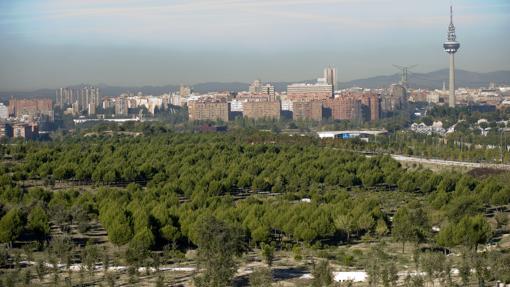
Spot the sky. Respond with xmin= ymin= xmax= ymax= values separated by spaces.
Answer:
xmin=0 ymin=0 xmax=509 ymax=91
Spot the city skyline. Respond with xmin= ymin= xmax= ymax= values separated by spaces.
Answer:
xmin=1 ymin=0 xmax=509 ymax=91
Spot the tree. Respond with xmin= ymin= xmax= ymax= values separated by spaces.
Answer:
xmin=458 ymin=251 xmax=471 ymax=286
xmin=103 ymin=169 xmax=117 ymax=183
xmin=160 ymin=224 xmax=181 ymax=243
xmin=101 ymin=207 xmax=133 ymax=246
xmin=361 ymin=170 xmax=383 ymax=187
xmin=421 ymin=116 xmax=433 ymax=126
xmin=312 ymin=260 xmax=333 ymax=287
xmin=22 ymin=269 xmax=31 ymax=286
xmin=27 ymin=205 xmax=50 ymax=239
xmin=392 ymin=205 xmax=428 ymax=253
xmin=488 ymin=251 xmax=510 ymax=284
xmin=0 ymin=208 xmax=24 ymax=245
xmin=435 ymin=224 xmax=455 ymax=249
xmin=49 ymin=236 xmax=73 ymax=266
xmin=403 ymin=275 xmax=425 ymax=287
xmin=471 ymin=251 xmax=490 ymax=287
xmin=106 ymin=271 xmax=116 ymax=287
xmin=495 ymin=212 xmax=508 ymax=229
xmin=334 ymin=214 xmax=354 ymax=242
xmin=82 ymin=242 xmax=99 ymax=274
xmin=375 ymin=219 xmax=389 ymax=238
xmin=194 ymin=216 xmax=243 ymax=287
xmin=0 ymin=246 xmax=8 ymax=267
xmin=392 ymin=207 xmax=414 ymax=253
xmin=381 ymin=262 xmax=398 ymax=287
xmin=155 ymin=274 xmax=165 ymax=287
xmin=445 ymin=195 xmax=483 ymax=223
xmin=420 ymin=252 xmax=445 ymax=287
xmin=128 ymin=227 xmax=155 ymax=258
xmin=249 ymin=267 xmax=272 ymax=287
xmin=366 ymin=245 xmax=390 ymax=287
xmin=453 ymin=215 xmax=492 ymax=250
xmin=251 ymin=223 xmax=271 ymax=243
xmin=36 ymin=258 xmax=47 ymax=281
xmin=261 ymin=242 xmax=275 ymax=267
xmin=357 ymin=213 xmax=375 ymax=234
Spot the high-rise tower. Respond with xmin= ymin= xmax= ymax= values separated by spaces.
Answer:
xmin=324 ymin=67 xmax=337 ymax=94
xmin=443 ymin=6 xmax=460 ymax=108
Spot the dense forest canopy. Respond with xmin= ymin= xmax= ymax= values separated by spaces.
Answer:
xmin=1 ymin=131 xmax=508 ymax=245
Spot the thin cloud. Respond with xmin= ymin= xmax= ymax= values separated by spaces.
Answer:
xmin=0 ymin=0 xmax=506 ymax=48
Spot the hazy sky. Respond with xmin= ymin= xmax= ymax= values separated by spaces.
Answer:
xmin=0 ymin=0 xmax=509 ymax=91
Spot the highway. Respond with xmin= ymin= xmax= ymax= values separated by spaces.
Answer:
xmin=390 ymin=154 xmax=510 ymax=171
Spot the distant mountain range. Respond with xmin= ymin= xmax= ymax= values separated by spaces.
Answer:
xmin=1 ymin=69 xmax=509 ymax=100
xmin=338 ymin=69 xmax=510 ymax=90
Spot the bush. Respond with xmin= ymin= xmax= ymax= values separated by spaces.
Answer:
xmin=312 ymin=260 xmax=333 ymax=287
xmin=342 ymin=254 xmax=354 ymax=266
xmin=249 ymin=267 xmax=272 ymax=287
xmin=293 ymin=245 xmax=302 ymax=261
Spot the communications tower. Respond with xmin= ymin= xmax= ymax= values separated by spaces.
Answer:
xmin=443 ymin=6 xmax=460 ymax=108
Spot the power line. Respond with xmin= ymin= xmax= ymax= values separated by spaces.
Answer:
xmin=393 ymin=65 xmax=418 ymax=88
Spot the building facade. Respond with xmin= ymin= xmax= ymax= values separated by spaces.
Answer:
xmin=0 ymin=103 xmax=8 ymax=119
xmin=249 ymin=80 xmax=276 ymax=100
xmin=324 ymin=98 xmax=362 ymax=122
xmin=56 ymin=86 xmax=101 ymax=114
xmin=115 ymin=97 xmax=129 ymax=116
xmin=12 ymin=123 xmax=38 ymax=139
xmin=243 ymin=101 xmax=281 ymax=120
xmin=8 ymin=99 xmax=53 ymax=119
xmin=292 ymin=101 xmax=323 ymax=121
xmin=0 ymin=122 xmax=13 ymax=139
xmin=180 ymin=85 xmax=192 ymax=97
xmin=324 ymin=67 xmax=337 ymax=91
xmin=287 ymin=83 xmax=333 ymax=102
xmin=188 ymin=100 xmax=229 ymax=122
xmin=368 ymin=94 xmax=380 ymax=121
